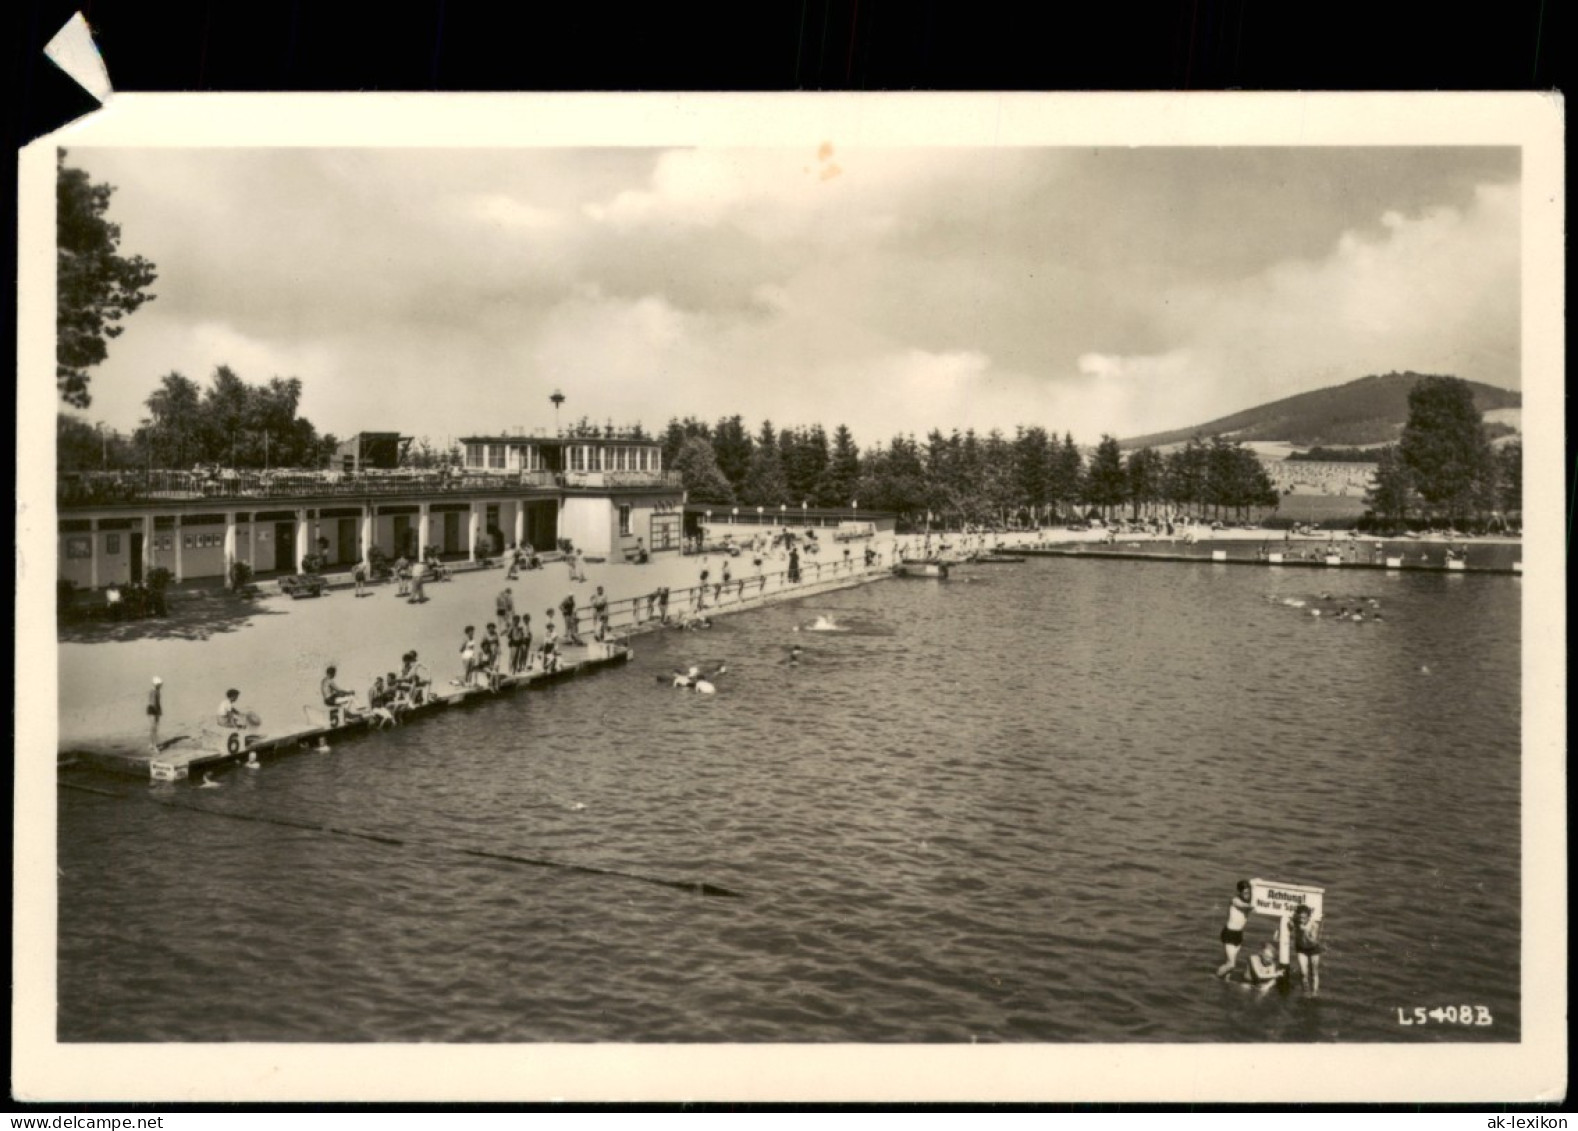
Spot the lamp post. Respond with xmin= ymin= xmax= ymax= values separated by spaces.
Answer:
xmin=550 ymin=389 xmax=566 ymax=436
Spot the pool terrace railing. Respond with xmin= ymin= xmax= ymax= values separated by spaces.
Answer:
xmin=57 ymin=468 xmax=682 ymax=508
xmin=563 ymin=550 xmax=889 ymax=641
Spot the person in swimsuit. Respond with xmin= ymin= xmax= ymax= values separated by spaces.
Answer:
xmin=540 ymin=610 xmax=559 ymax=672
xmin=1238 ymin=940 xmax=1286 ymax=990
xmin=147 ymin=676 xmax=164 ymax=751
xmin=507 ymin=614 xmax=527 ymax=674
xmin=560 ymin=593 xmax=581 ymax=644
xmin=457 ymin=626 xmax=478 ymax=686
xmin=1216 ymin=879 xmax=1255 ymax=978
xmin=216 ymin=688 xmax=254 ymax=730
xmin=399 ymin=651 xmax=430 ymax=705
xmin=320 ymin=666 xmax=357 ymax=722
xmin=1283 ymin=904 xmax=1324 ymax=996
xmin=478 ymin=627 xmax=501 ymax=690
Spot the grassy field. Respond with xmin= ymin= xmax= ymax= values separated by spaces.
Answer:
xmin=1266 ymin=495 xmax=1370 ymax=525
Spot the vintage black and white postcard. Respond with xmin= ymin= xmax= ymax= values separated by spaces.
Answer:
xmin=15 ymin=92 xmax=1566 ymax=1104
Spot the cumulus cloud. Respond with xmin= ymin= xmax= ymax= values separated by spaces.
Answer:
xmin=1057 ymin=181 xmax=1520 ymax=434
xmin=1076 ymin=350 xmax=1193 ymax=382
xmin=466 ymin=194 xmax=565 ymax=233
xmin=62 ymin=146 xmax=1520 ymax=450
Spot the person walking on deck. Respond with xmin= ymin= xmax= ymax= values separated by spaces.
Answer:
xmin=495 ymin=586 xmax=515 ymax=632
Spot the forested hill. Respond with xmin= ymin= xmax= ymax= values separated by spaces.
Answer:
xmin=1120 ymin=372 xmax=1521 ymax=450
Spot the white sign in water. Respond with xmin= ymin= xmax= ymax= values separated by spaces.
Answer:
xmin=1252 ymin=878 xmax=1325 ymax=965
xmin=1250 ymin=878 xmax=1324 ymax=920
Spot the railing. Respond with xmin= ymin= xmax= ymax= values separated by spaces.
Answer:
xmin=560 ymin=548 xmax=893 ymax=641
xmin=558 ymin=470 xmax=682 ymax=490
xmin=56 ymin=467 xmax=670 ymax=508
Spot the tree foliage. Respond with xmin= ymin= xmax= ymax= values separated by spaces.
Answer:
xmin=1085 ymin=436 xmax=1126 ymax=516
xmin=1399 ymin=375 xmax=1490 ymax=523
xmin=57 ymin=151 xmax=158 ymax=408
xmin=711 ymin=415 xmax=753 ymax=495
xmin=671 ymin=435 xmax=736 ymax=505
xmin=135 ymin=366 xmax=337 ymax=469
xmin=818 ymin=424 xmax=862 ymax=507
xmin=1495 ymin=441 xmax=1522 ymax=517
xmin=1364 ymin=444 xmax=1414 ymax=525
xmin=57 ymin=413 xmax=138 ymax=471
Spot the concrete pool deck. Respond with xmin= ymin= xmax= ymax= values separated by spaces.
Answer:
xmin=55 ymin=534 xmax=900 ymax=763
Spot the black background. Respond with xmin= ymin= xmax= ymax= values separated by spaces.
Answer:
xmin=10 ymin=0 xmax=1564 ymax=147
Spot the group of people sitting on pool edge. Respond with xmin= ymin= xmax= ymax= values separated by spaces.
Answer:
xmin=319 ymin=655 xmax=434 ymax=727
xmin=1216 ymin=879 xmax=1324 ymax=996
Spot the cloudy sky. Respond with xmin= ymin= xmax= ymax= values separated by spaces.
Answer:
xmin=64 ymin=144 xmax=1520 ymax=449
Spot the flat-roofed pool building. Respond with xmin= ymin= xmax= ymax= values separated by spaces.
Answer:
xmin=458 ymin=431 xmax=682 ymax=562
xmin=57 ymin=433 xmax=685 ymax=592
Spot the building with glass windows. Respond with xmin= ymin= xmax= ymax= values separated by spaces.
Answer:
xmin=456 ymin=430 xmax=682 ymax=561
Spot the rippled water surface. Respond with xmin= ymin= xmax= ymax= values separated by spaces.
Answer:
xmin=58 ymin=559 xmax=1521 ymax=1042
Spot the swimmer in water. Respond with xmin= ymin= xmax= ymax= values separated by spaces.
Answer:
xmin=673 ymin=663 xmax=727 ymax=690
xmin=198 ymin=771 xmax=221 ymax=789
xmin=1282 ymin=905 xmax=1324 ymax=996
xmin=786 ymin=645 xmax=804 ymax=665
xmin=1238 ymin=941 xmax=1287 ymax=991
xmin=244 ymin=751 xmax=260 ymax=770
xmin=1216 ymin=880 xmax=1254 ymax=978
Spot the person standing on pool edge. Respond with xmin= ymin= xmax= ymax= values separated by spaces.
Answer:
xmin=1215 ymin=879 xmax=1254 ymax=977
xmin=147 ymin=676 xmax=163 ymax=751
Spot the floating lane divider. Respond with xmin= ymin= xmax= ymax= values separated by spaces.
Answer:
xmin=58 ymin=779 xmax=741 ymax=899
